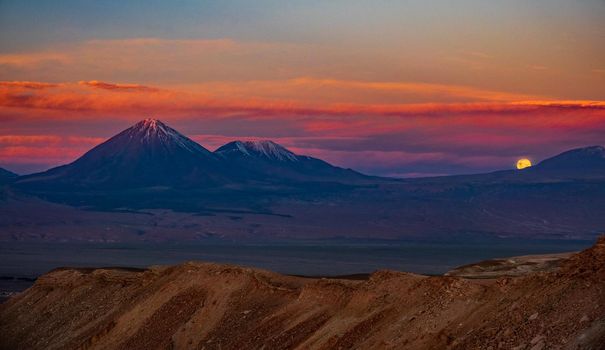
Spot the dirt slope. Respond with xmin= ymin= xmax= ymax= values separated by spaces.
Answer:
xmin=445 ymin=251 xmax=576 ymax=278
xmin=1 ymin=237 xmax=605 ymax=350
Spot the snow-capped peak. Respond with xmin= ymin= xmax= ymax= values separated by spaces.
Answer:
xmin=216 ymin=140 xmax=299 ymax=161
xmin=134 ymin=118 xmax=167 ymax=134
xmin=140 ymin=118 xmax=161 ymax=129
xmin=126 ymin=118 xmax=210 ymax=154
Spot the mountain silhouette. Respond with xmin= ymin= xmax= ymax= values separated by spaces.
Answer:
xmin=4 ymin=120 xmax=605 ymax=240
xmin=17 ymin=119 xmax=227 ymax=189
xmin=530 ymin=146 xmax=605 ymax=177
xmin=215 ymin=140 xmax=369 ymax=183
xmin=407 ymin=145 xmax=605 ymax=187
xmin=16 ymin=119 xmax=371 ymax=190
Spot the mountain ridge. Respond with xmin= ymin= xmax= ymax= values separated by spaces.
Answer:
xmin=216 ymin=140 xmax=301 ymax=162
xmin=12 ymin=119 xmax=605 ymax=190
xmin=215 ymin=139 xmax=369 ymax=184
xmin=2 ymin=120 xmax=604 ymax=241
xmin=533 ymin=145 xmax=605 ymax=173
xmin=2 ymin=236 xmax=604 ymax=349
xmin=16 ymin=119 xmax=372 ymax=190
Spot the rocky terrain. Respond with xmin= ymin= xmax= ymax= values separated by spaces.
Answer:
xmin=445 ymin=251 xmax=576 ymax=279
xmin=1 ymin=237 xmax=604 ymax=350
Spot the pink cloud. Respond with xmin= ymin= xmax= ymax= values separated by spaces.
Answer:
xmin=1 ymin=79 xmax=603 ymax=176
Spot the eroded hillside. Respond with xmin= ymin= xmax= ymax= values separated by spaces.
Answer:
xmin=1 ymin=237 xmax=604 ymax=350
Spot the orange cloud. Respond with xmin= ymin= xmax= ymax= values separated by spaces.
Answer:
xmin=1 ymin=37 xmax=603 ymax=102
xmin=0 ymin=81 xmax=60 ymax=89
xmin=1 ymin=79 xmax=603 ymax=175
xmin=287 ymin=77 xmax=539 ymax=102
xmin=0 ymin=52 xmax=70 ymax=67
xmin=0 ymin=135 xmax=106 ymax=171
xmin=78 ymin=80 xmax=159 ymax=92
xmin=1 ymin=79 xmax=602 ymax=119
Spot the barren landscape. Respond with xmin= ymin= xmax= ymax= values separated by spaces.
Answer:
xmin=1 ymin=2 xmax=604 ymax=349
xmin=2 ymin=236 xmax=604 ymax=350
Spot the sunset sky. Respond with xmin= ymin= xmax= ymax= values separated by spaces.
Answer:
xmin=1 ymin=0 xmax=604 ymax=176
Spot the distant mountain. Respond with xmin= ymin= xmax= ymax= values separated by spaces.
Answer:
xmin=531 ymin=146 xmax=605 ymax=176
xmin=509 ymin=145 xmax=605 ymax=181
xmin=16 ymin=120 xmax=374 ymax=192
xmin=216 ymin=140 xmax=299 ymax=162
xmin=407 ymin=145 xmax=605 ymax=186
xmin=4 ymin=138 xmax=605 ymax=241
xmin=0 ymin=167 xmax=17 ymax=184
xmin=215 ymin=140 xmax=370 ymax=183
xmin=17 ymin=119 xmax=227 ymax=189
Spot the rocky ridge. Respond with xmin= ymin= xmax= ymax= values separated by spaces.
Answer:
xmin=1 ymin=237 xmax=604 ymax=349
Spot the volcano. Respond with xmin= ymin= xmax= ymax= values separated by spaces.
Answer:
xmin=215 ymin=140 xmax=369 ymax=183
xmin=17 ymin=119 xmax=227 ymax=189
xmin=16 ymin=119 xmax=373 ymax=191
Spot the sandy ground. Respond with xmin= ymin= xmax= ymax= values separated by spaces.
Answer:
xmin=1 ymin=237 xmax=604 ymax=350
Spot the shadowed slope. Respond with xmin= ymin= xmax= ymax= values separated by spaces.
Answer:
xmin=0 ymin=167 xmax=17 ymax=184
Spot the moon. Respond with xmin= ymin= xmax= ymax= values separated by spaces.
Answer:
xmin=516 ymin=158 xmax=532 ymax=170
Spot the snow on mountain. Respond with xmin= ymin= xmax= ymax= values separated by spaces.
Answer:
xmin=215 ymin=139 xmax=370 ymax=183
xmin=216 ymin=140 xmax=299 ymax=162
xmin=17 ymin=119 xmax=372 ymax=190
xmin=124 ymin=118 xmax=213 ymax=155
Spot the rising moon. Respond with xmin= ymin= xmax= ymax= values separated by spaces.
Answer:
xmin=516 ymin=158 xmax=532 ymax=170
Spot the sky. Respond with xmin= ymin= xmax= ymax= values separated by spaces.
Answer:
xmin=0 ymin=0 xmax=604 ymax=176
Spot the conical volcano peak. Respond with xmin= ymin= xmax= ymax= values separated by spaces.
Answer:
xmin=16 ymin=117 xmax=220 ymax=189
xmin=133 ymin=118 xmax=169 ymax=134
xmin=140 ymin=117 xmax=161 ymax=127
xmin=124 ymin=118 xmax=207 ymax=154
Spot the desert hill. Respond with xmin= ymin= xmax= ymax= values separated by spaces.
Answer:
xmin=1 ymin=237 xmax=604 ymax=349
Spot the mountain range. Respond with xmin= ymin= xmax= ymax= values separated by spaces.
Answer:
xmin=215 ymin=140 xmax=367 ymax=183
xmin=1 ymin=118 xmax=604 ymax=242
xmin=15 ymin=118 xmax=369 ymax=190
xmin=12 ymin=118 xmax=605 ymax=190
